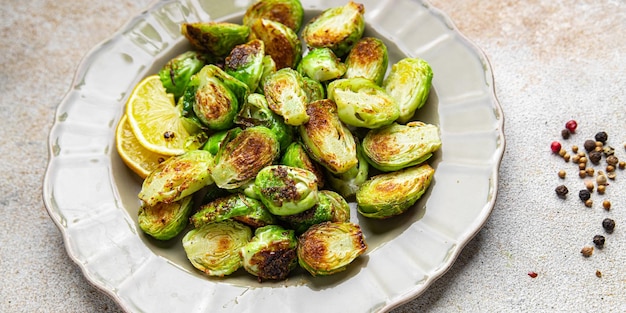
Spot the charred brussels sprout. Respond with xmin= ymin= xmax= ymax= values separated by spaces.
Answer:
xmin=190 ymin=193 xmax=276 ymax=228
xmin=280 ymin=190 xmax=350 ymax=234
xmin=138 ymin=150 xmax=214 ymax=206
xmin=243 ymin=0 xmax=304 ymax=32
xmin=240 ymin=225 xmax=298 ymax=281
xmin=159 ymin=51 xmax=206 ymax=100
xmin=343 ymin=37 xmax=388 ymax=86
xmin=138 ymin=195 xmax=194 ymax=240
xmin=356 ymin=164 xmax=435 ymax=218
xmin=297 ymin=48 xmax=346 ymax=82
xmin=280 ymin=142 xmax=325 ymax=188
xmin=383 ymin=58 xmax=434 ymax=123
xmin=225 ymin=39 xmax=265 ymax=92
xmin=234 ymin=93 xmax=294 ymax=151
xmin=181 ymin=22 xmax=250 ymax=57
xmin=362 ymin=121 xmax=441 ymax=172
xmin=297 ymin=221 xmax=367 ymax=276
xmin=182 ymin=220 xmax=252 ymax=277
xmin=327 ymin=77 xmax=399 ymax=129
xmin=212 ymin=126 xmax=280 ymax=189
xmin=299 ymin=99 xmax=358 ymax=174
xmin=250 ymin=18 xmax=301 ymax=70
xmin=254 ymin=165 xmax=319 ymax=216
xmin=301 ymin=1 xmax=365 ymax=57
xmin=263 ymin=68 xmax=309 ymax=126
xmin=325 ymin=142 xmax=369 ymax=199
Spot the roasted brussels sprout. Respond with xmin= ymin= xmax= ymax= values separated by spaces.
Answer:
xmin=159 ymin=51 xmax=206 ymax=100
xmin=182 ymin=220 xmax=252 ymax=277
xmin=258 ymin=55 xmax=277 ymax=93
xmin=212 ymin=126 xmax=280 ymax=189
xmin=263 ymin=68 xmax=310 ymax=126
xmin=301 ymin=76 xmax=325 ymax=102
xmin=325 ymin=142 xmax=369 ymax=198
xmin=138 ymin=195 xmax=194 ymax=240
xmin=181 ymin=22 xmax=250 ymax=57
xmin=138 ymin=150 xmax=214 ymax=206
xmin=299 ymin=99 xmax=358 ymax=174
xmin=383 ymin=57 xmax=434 ymax=123
xmin=343 ymin=37 xmax=388 ymax=86
xmin=280 ymin=190 xmax=350 ymax=234
xmin=190 ymin=193 xmax=276 ymax=228
xmin=225 ymin=39 xmax=265 ymax=92
xmin=356 ymin=163 xmax=435 ymax=218
xmin=301 ymin=1 xmax=365 ymax=57
xmin=202 ymin=128 xmax=241 ymax=156
xmin=234 ymin=93 xmax=294 ymax=151
xmin=297 ymin=221 xmax=367 ymax=276
xmin=250 ymin=18 xmax=302 ymax=70
xmin=243 ymin=0 xmax=304 ymax=32
xmin=327 ymin=77 xmax=399 ymax=129
xmin=280 ymin=142 xmax=325 ymax=188
xmin=254 ymin=165 xmax=319 ymax=216
xmin=297 ymin=48 xmax=346 ymax=82
xmin=240 ymin=225 xmax=298 ymax=281
xmin=362 ymin=121 xmax=441 ymax=172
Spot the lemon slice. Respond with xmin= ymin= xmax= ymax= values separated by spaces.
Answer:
xmin=126 ymin=75 xmax=193 ymax=156
xmin=115 ymin=114 xmax=169 ymax=179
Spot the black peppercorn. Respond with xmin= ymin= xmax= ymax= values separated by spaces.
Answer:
xmin=561 ymin=129 xmax=570 ymax=139
xmin=555 ymin=185 xmax=569 ymax=199
xmin=584 ymin=139 xmax=596 ymax=152
xmin=602 ymin=218 xmax=615 ymax=233
xmin=593 ymin=235 xmax=605 ymax=248
xmin=578 ymin=189 xmax=591 ymax=201
xmin=595 ymin=131 xmax=608 ymax=144
xmin=588 ymin=150 xmax=602 ymax=164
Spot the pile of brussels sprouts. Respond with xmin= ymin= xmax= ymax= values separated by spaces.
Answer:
xmin=135 ymin=0 xmax=441 ymax=281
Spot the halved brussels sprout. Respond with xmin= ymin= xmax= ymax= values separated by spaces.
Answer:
xmin=159 ymin=51 xmax=206 ymax=100
xmin=190 ymin=193 xmax=276 ymax=228
xmin=138 ymin=150 xmax=214 ymax=206
xmin=250 ymin=18 xmax=302 ymax=70
xmin=138 ymin=195 xmax=194 ymax=240
xmin=240 ymin=225 xmax=298 ymax=281
xmin=182 ymin=220 xmax=252 ymax=277
xmin=225 ymin=39 xmax=265 ymax=92
xmin=181 ymin=22 xmax=250 ymax=56
xmin=301 ymin=76 xmax=325 ymax=102
xmin=301 ymin=1 xmax=365 ymax=57
xmin=234 ymin=93 xmax=294 ymax=151
xmin=356 ymin=163 xmax=435 ymax=218
xmin=325 ymin=142 xmax=369 ymax=199
xmin=280 ymin=190 xmax=350 ymax=234
xmin=299 ymin=99 xmax=358 ymax=174
xmin=212 ymin=126 xmax=280 ymax=189
xmin=263 ymin=68 xmax=309 ymax=126
xmin=361 ymin=121 xmax=441 ymax=172
xmin=202 ymin=128 xmax=242 ymax=156
xmin=383 ymin=57 xmax=434 ymax=123
xmin=297 ymin=48 xmax=346 ymax=82
xmin=343 ymin=37 xmax=388 ymax=86
xmin=243 ymin=0 xmax=304 ymax=32
xmin=297 ymin=221 xmax=367 ymax=276
xmin=327 ymin=77 xmax=399 ymax=129
xmin=258 ymin=55 xmax=277 ymax=93
xmin=254 ymin=165 xmax=319 ymax=216
xmin=280 ymin=142 xmax=325 ymax=188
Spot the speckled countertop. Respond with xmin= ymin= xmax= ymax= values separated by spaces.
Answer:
xmin=1 ymin=0 xmax=625 ymax=312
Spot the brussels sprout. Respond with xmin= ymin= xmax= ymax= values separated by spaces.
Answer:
xmin=138 ymin=195 xmax=194 ymax=240
xmin=243 ymin=0 xmax=304 ymax=32
xmin=327 ymin=77 xmax=399 ymax=129
xmin=250 ymin=18 xmax=302 ymax=70
xmin=181 ymin=22 xmax=250 ymax=57
xmin=325 ymin=142 xmax=369 ymax=199
xmin=159 ymin=51 xmax=206 ymax=100
xmin=225 ymin=39 xmax=265 ymax=92
xmin=254 ymin=165 xmax=319 ymax=216
xmin=299 ymin=99 xmax=358 ymax=174
xmin=280 ymin=142 xmax=325 ymax=188
xmin=240 ymin=225 xmax=298 ymax=281
xmin=190 ymin=193 xmax=276 ymax=228
xmin=343 ymin=37 xmax=388 ymax=86
xmin=280 ymin=190 xmax=350 ymax=234
xmin=212 ymin=126 xmax=280 ymax=189
xmin=362 ymin=121 xmax=441 ymax=172
xmin=234 ymin=93 xmax=294 ymax=151
xmin=202 ymin=128 xmax=242 ymax=156
xmin=138 ymin=150 xmax=214 ymax=206
xmin=182 ymin=220 xmax=252 ymax=277
xmin=301 ymin=76 xmax=325 ymax=102
xmin=263 ymin=68 xmax=310 ymax=126
xmin=297 ymin=48 xmax=346 ymax=82
xmin=383 ymin=57 xmax=434 ymax=123
xmin=297 ymin=221 xmax=367 ymax=276
xmin=301 ymin=1 xmax=365 ymax=57
xmin=356 ymin=163 xmax=435 ymax=218
xmin=258 ymin=55 xmax=277 ymax=93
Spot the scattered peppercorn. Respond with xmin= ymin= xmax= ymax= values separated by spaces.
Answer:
xmin=528 ymin=271 xmax=538 ymax=278
xmin=558 ymin=170 xmax=566 ymax=178
xmin=572 ymin=145 xmax=579 ymax=153
xmin=585 ymin=199 xmax=593 ymax=208
xmin=588 ymin=150 xmax=602 ymax=164
xmin=585 ymin=180 xmax=594 ymax=191
xmin=602 ymin=218 xmax=615 ymax=233
xmin=561 ymin=129 xmax=570 ymax=139
xmin=579 ymin=156 xmax=587 ymax=164
xmin=595 ymin=131 xmax=608 ymax=144
xmin=578 ymin=189 xmax=591 ymax=201
xmin=579 ymin=170 xmax=587 ymax=178
xmin=565 ymin=120 xmax=578 ymax=133
xmin=593 ymin=235 xmax=605 ymax=248
xmin=607 ymin=172 xmax=616 ymax=180
xmin=558 ymin=148 xmax=566 ymax=157
xmin=585 ymin=167 xmax=594 ymax=176
xmin=555 ymin=185 xmax=569 ymax=198
xmin=619 ymin=161 xmax=625 ymax=169
xmin=602 ymin=200 xmax=611 ymax=210
xmin=596 ymin=141 xmax=603 ymax=148
xmin=606 ymin=165 xmax=615 ymax=172
xmin=603 ymin=146 xmax=615 ymax=156
xmin=581 ymin=246 xmax=594 ymax=257
xmin=584 ymin=139 xmax=597 ymax=152
xmin=596 ymin=173 xmax=608 ymax=185
xmin=597 ymin=185 xmax=606 ymax=194
xmin=563 ymin=153 xmax=570 ymax=162
xmin=551 ymin=141 xmax=562 ymax=154
xmin=596 ymin=270 xmax=602 ymax=278
xmin=578 ymin=163 xmax=586 ymax=171
xmin=606 ymin=155 xmax=619 ymax=166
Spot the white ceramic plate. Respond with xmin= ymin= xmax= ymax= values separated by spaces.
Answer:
xmin=43 ymin=0 xmax=504 ymax=312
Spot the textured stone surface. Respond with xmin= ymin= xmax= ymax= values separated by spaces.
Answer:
xmin=1 ymin=0 xmax=625 ymax=312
